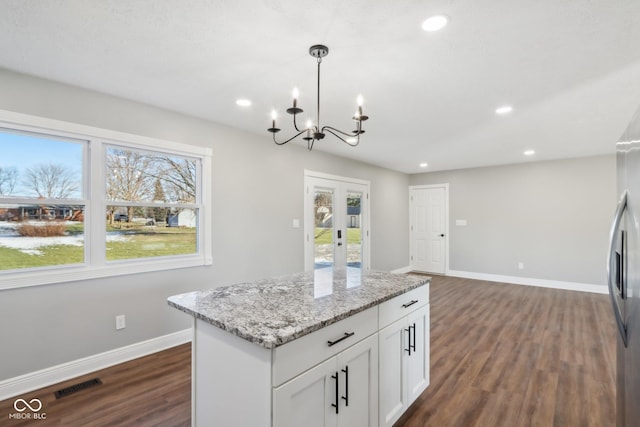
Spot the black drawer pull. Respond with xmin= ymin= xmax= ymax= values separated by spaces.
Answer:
xmin=402 ymin=300 xmax=419 ymax=308
xmin=327 ymin=332 xmax=355 ymax=347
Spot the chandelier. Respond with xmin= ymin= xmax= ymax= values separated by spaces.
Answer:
xmin=267 ymin=44 xmax=369 ymax=151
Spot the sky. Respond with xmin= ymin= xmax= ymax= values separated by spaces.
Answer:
xmin=0 ymin=128 xmax=83 ymax=197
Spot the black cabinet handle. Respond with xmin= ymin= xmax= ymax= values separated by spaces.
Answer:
xmin=410 ymin=323 xmax=416 ymax=353
xmin=341 ymin=365 xmax=349 ymax=406
xmin=327 ymin=332 xmax=355 ymax=347
xmin=404 ymin=327 xmax=412 ymax=355
xmin=331 ymin=371 xmax=339 ymax=414
xmin=402 ymin=300 xmax=419 ymax=308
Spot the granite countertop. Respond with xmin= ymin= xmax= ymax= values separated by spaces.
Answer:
xmin=167 ymin=268 xmax=429 ymax=349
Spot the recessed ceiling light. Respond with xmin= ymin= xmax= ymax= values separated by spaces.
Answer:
xmin=236 ymin=99 xmax=252 ymax=107
xmin=495 ymin=105 xmax=513 ymax=115
xmin=524 ymin=150 xmax=535 ymax=156
xmin=422 ymin=15 xmax=449 ymax=32
xmin=419 ymin=162 xmax=428 ymax=168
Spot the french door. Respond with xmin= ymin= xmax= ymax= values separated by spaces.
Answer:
xmin=304 ymin=171 xmax=370 ymax=273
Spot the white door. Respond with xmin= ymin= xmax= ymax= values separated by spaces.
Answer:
xmin=336 ymin=334 xmax=378 ymax=427
xmin=406 ymin=304 xmax=430 ymax=403
xmin=410 ymin=185 xmax=447 ymax=274
xmin=305 ymin=172 xmax=370 ymax=273
xmin=273 ymin=356 xmax=339 ymax=427
xmin=378 ymin=317 xmax=408 ymax=427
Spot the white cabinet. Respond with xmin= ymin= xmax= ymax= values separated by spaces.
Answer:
xmin=378 ymin=288 xmax=430 ymax=427
xmin=189 ymin=284 xmax=429 ymax=427
xmin=406 ymin=305 xmax=429 ymax=403
xmin=273 ymin=334 xmax=379 ymax=427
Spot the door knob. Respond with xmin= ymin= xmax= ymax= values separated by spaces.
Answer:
xmin=439 ymin=234 xmax=445 ymax=237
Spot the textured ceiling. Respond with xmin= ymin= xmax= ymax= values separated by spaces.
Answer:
xmin=1 ymin=0 xmax=639 ymax=173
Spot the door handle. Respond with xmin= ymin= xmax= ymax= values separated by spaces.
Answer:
xmin=331 ymin=371 xmax=339 ymax=414
xmin=439 ymin=233 xmax=445 ymax=237
xmin=607 ymin=190 xmax=628 ymax=347
xmin=404 ymin=327 xmax=412 ymax=355
xmin=411 ymin=323 xmax=416 ymax=353
xmin=341 ymin=365 xmax=349 ymax=407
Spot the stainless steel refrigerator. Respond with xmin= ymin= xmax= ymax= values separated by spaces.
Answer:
xmin=608 ymin=105 xmax=640 ymax=427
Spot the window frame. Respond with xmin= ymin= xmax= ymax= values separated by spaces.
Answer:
xmin=0 ymin=109 xmax=212 ymax=290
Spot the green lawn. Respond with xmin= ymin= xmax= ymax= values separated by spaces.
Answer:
xmin=106 ymin=227 xmax=196 ymax=260
xmin=0 ymin=224 xmax=196 ymax=270
xmin=315 ymin=227 xmax=361 ymax=245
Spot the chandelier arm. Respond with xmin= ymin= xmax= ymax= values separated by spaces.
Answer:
xmin=321 ymin=125 xmax=360 ymax=138
xmin=272 ymin=129 xmax=308 ymax=146
xmin=292 ymin=113 xmax=302 ymax=132
xmin=323 ymin=128 xmax=360 ymax=147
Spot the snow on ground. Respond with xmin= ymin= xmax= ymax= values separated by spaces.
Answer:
xmin=0 ymin=221 xmax=131 ymax=255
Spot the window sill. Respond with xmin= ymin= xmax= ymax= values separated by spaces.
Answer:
xmin=0 ymin=255 xmax=213 ymax=290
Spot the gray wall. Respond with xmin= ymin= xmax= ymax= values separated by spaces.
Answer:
xmin=409 ymin=155 xmax=616 ymax=285
xmin=0 ymin=68 xmax=410 ymax=380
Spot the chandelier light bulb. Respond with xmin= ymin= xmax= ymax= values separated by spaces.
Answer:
xmin=357 ymin=94 xmax=363 ymax=106
xmin=292 ymin=87 xmax=299 ymax=99
xmin=306 ymin=120 xmax=313 ymax=129
xmin=271 ymin=110 xmax=277 ymax=120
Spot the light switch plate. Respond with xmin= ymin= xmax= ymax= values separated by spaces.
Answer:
xmin=292 ymin=219 xmax=300 ymax=228
xmin=456 ymin=219 xmax=467 ymax=226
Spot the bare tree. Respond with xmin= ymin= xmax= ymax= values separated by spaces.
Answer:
xmin=0 ymin=166 xmax=18 ymax=196
xmin=22 ymin=163 xmax=79 ymax=198
xmin=106 ymin=148 xmax=156 ymax=221
xmin=154 ymin=156 xmax=196 ymax=203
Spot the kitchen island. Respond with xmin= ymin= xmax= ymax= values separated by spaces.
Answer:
xmin=168 ymin=268 xmax=430 ymax=427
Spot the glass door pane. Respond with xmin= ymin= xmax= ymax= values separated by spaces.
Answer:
xmin=346 ymin=191 xmax=363 ymax=269
xmin=314 ymin=188 xmax=334 ymax=270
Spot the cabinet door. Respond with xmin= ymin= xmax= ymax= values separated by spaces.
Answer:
xmin=406 ymin=304 xmax=430 ymax=404
xmin=273 ymin=357 xmax=338 ymax=427
xmin=336 ymin=334 xmax=378 ymax=427
xmin=378 ymin=317 xmax=408 ymax=427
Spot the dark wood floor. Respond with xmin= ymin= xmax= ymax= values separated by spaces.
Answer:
xmin=0 ymin=343 xmax=191 ymax=426
xmin=398 ymin=275 xmax=616 ymax=427
xmin=0 ymin=275 xmax=615 ymax=426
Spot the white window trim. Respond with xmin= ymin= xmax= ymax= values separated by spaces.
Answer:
xmin=0 ymin=109 xmax=212 ymax=290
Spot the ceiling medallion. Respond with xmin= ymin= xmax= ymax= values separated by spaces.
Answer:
xmin=268 ymin=44 xmax=368 ymax=151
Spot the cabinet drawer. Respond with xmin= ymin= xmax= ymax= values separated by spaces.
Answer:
xmin=379 ymin=284 xmax=429 ymax=329
xmin=272 ymin=306 xmax=378 ymax=387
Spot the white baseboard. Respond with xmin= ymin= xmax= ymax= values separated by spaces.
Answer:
xmin=447 ymin=269 xmax=608 ymax=294
xmin=0 ymin=328 xmax=192 ymax=401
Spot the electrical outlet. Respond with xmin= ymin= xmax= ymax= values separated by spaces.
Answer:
xmin=115 ymin=314 xmax=126 ymax=330
xmin=518 ymin=262 xmax=524 ymax=270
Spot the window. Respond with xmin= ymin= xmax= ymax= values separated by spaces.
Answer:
xmin=105 ymin=146 xmax=199 ymax=261
xmin=0 ymin=110 xmax=212 ymax=289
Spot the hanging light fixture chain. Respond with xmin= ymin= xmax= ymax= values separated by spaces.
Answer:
xmin=317 ymin=56 xmax=321 ymax=133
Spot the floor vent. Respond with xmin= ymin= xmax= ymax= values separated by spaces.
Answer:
xmin=54 ymin=378 xmax=103 ymax=399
